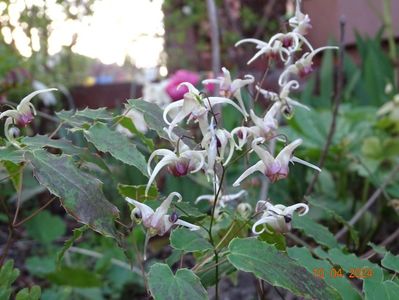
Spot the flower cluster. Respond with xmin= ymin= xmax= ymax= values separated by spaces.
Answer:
xmin=125 ymin=0 xmax=337 ymax=243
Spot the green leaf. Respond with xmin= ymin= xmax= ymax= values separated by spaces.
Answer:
xmin=308 ymin=198 xmax=359 ymax=247
xmin=46 ymin=267 xmax=102 ymax=287
xmin=127 ymin=99 xmax=193 ymax=145
xmin=57 ymin=225 xmax=88 ymax=265
xmin=25 ymin=210 xmax=66 ymax=244
xmin=127 ymin=99 xmax=169 ymax=140
xmin=227 ymin=238 xmax=341 ymax=299
xmin=83 ymin=123 xmax=147 ymax=176
xmin=22 ymin=135 xmax=110 ymax=172
xmin=0 ymin=260 xmax=20 ymax=300
xmin=326 ymin=248 xmax=386 ymax=300
xmin=116 ymin=115 xmax=154 ymax=150
xmin=148 ymin=263 xmax=207 ymax=300
xmin=15 ymin=286 xmax=41 ymax=300
xmin=56 ymin=108 xmax=112 ymax=127
xmin=22 ymin=135 xmax=79 ymax=153
xmin=25 ymin=150 xmax=119 ymax=238
xmin=117 ymin=184 xmax=158 ymax=201
xmin=2 ymin=161 xmax=23 ymax=191
xmin=383 ymin=281 xmax=399 ymax=300
xmin=369 ymin=243 xmax=399 ymax=273
xmin=259 ymin=230 xmax=286 ymax=251
xmin=170 ymin=228 xmax=212 ymax=252
xmin=26 ymin=256 xmax=56 ymax=277
xmin=287 ymin=247 xmax=361 ymax=300
xmin=292 ymin=215 xmax=339 ymax=249
xmin=0 ymin=146 xmax=25 ymax=163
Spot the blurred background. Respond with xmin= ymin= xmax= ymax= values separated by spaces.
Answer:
xmin=0 ymin=0 xmax=397 ymax=109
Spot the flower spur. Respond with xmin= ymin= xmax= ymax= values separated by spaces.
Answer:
xmin=233 ymin=137 xmax=321 ymax=186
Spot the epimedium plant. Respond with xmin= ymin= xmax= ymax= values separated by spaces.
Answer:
xmin=1 ymin=1 xmax=399 ymax=299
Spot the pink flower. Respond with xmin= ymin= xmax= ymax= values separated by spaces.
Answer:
xmin=166 ymin=70 xmax=200 ymax=101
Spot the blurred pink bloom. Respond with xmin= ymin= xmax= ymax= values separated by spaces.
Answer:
xmin=166 ymin=70 xmax=200 ymax=101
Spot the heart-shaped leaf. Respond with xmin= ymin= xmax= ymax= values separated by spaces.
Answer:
xmin=148 ymin=263 xmax=207 ymax=300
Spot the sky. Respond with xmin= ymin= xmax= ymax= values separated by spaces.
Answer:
xmin=1 ymin=0 xmax=165 ymax=68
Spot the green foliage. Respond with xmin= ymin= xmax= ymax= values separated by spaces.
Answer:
xmin=25 ymin=210 xmax=66 ymax=244
xmin=148 ymin=263 xmax=207 ymax=300
xmin=170 ymin=228 xmax=212 ymax=252
xmin=83 ymin=123 xmax=147 ymax=175
xmin=292 ymin=214 xmax=340 ymax=249
xmin=287 ymin=247 xmax=361 ymax=300
xmin=227 ymin=238 xmax=341 ymax=299
xmin=118 ymin=184 xmax=158 ymax=201
xmin=26 ymin=150 xmax=120 ymax=238
xmin=0 ymin=260 xmax=41 ymax=300
xmin=57 ymin=225 xmax=88 ymax=265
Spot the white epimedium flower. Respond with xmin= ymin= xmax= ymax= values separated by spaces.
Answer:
xmin=0 ymin=89 xmax=57 ymax=127
xmin=278 ymin=46 xmax=338 ymax=85
xmin=201 ymin=119 xmax=235 ymax=171
xmin=233 ymin=137 xmax=321 ymax=186
xmin=146 ymin=140 xmax=205 ymax=196
xmin=231 ymin=102 xmax=281 ymax=150
xmin=235 ymin=30 xmax=314 ymax=65
xmin=0 ymin=89 xmax=57 ymax=143
xmin=126 ymin=192 xmax=200 ymax=237
xmin=163 ymin=82 xmax=246 ymax=135
xmin=289 ymin=0 xmax=312 ymax=36
xmin=252 ymin=200 xmax=309 ymax=234
xmin=235 ymin=38 xmax=290 ymax=64
xmin=202 ymin=67 xmax=254 ymax=119
xmin=195 ymin=190 xmax=247 ymax=208
xmin=256 ymin=80 xmax=310 ymax=115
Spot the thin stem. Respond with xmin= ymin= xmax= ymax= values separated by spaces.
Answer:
xmin=335 ymin=163 xmax=399 ymax=239
xmin=12 ymin=167 xmax=24 ymax=226
xmin=306 ymin=17 xmax=346 ymax=196
xmin=14 ymin=196 xmax=57 ymax=227
xmin=49 ymin=121 xmax=65 ymax=139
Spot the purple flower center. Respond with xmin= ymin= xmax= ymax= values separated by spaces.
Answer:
xmin=168 ymin=159 xmax=191 ymax=177
xmin=265 ymin=162 xmax=288 ymax=183
xmin=282 ymin=36 xmax=293 ymax=48
xmin=17 ymin=112 xmax=34 ymax=127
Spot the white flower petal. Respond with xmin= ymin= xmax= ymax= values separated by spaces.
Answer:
xmin=233 ymin=160 xmax=265 ymax=187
